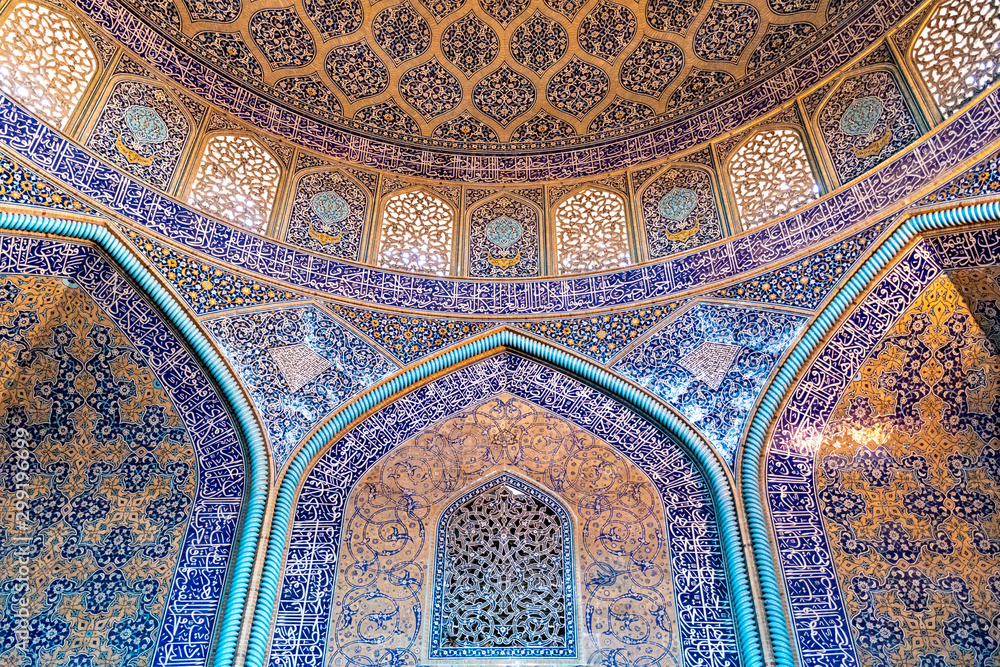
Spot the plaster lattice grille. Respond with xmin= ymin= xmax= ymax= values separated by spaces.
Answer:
xmin=912 ymin=0 xmax=1000 ymax=116
xmin=0 ymin=3 xmax=97 ymax=129
xmin=555 ymin=187 xmax=630 ymax=274
xmin=377 ymin=190 xmax=454 ymax=275
xmin=187 ymin=134 xmax=281 ymax=232
xmin=728 ymin=129 xmax=819 ymax=230
xmin=677 ymin=341 xmax=742 ymax=390
xmin=268 ymin=343 xmax=332 ymax=392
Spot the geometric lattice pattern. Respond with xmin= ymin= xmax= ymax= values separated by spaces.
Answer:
xmin=377 ymin=190 xmax=454 ymax=275
xmin=728 ymin=129 xmax=819 ymax=230
xmin=186 ymin=134 xmax=281 ymax=232
xmin=555 ymin=187 xmax=630 ymax=274
xmin=912 ymin=0 xmax=1000 ymax=117
xmin=0 ymin=3 xmax=97 ymax=129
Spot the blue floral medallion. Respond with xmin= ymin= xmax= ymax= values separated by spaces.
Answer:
xmin=658 ymin=187 xmax=698 ymax=220
xmin=310 ymin=191 xmax=351 ymax=224
xmin=485 ymin=215 xmax=523 ymax=248
xmin=124 ymin=105 xmax=169 ymax=143
xmin=840 ymin=96 xmax=884 ymax=135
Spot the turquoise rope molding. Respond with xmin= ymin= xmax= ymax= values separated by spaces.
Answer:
xmin=0 ymin=212 xmax=270 ymax=667
xmin=740 ymin=199 xmax=1000 ymax=667
xmin=243 ymin=329 xmax=767 ymax=667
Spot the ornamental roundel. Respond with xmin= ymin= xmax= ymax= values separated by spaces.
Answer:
xmin=124 ymin=105 xmax=169 ymax=143
xmin=372 ymin=1 xmax=431 ymax=65
xmin=578 ymin=0 xmax=637 ymax=63
xmin=546 ymin=57 xmax=610 ymax=119
xmin=441 ymin=12 xmax=499 ymax=78
xmin=657 ymin=187 xmax=698 ymax=221
xmin=473 ymin=64 xmax=536 ymax=127
xmin=840 ymin=97 xmax=884 ymax=135
xmin=399 ymin=58 xmax=463 ymax=121
xmin=310 ymin=191 xmax=351 ymax=224
xmin=510 ymin=11 xmax=568 ymax=76
xmin=485 ymin=215 xmax=524 ymax=248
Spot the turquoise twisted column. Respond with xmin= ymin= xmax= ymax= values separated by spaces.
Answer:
xmin=740 ymin=200 xmax=1000 ymax=667
xmin=242 ymin=329 xmax=767 ymax=667
xmin=0 ymin=212 xmax=271 ymax=667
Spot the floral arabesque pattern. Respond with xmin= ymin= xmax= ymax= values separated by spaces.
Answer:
xmin=510 ymin=110 xmax=576 ymax=141
xmin=692 ymin=2 xmax=760 ymax=63
xmin=818 ymin=69 xmax=920 ymax=183
xmin=589 ymin=96 xmax=655 ymax=132
xmin=0 ymin=3 xmax=97 ymax=130
xmin=815 ymin=272 xmax=1000 ymax=667
xmin=249 ymin=8 xmax=316 ymax=70
xmin=378 ymin=190 xmax=454 ymax=275
xmin=86 ymin=80 xmax=189 ymax=189
xmin=666 ymin=68 xmax=734 ymax=109
xmin=510 ymin=10 xmax=568 ymax=76
xmin=353 ymin=99 xmax=420 ymax=135
xmin=479 ymin=0 xmax=529 ymax=27
xmin=372 ymin=1 xmax=431 ymax=65
xmin=546 ymin=57 xmax=610 ymax=119
xmin=728 ymin=129 xmax=819 ymax=230
xmin=324 ymin=40 xmax=389 ymax=102
xmin=274 ymin=74 xmax=343 ymax=118
xmin=620 ymin=37 xmax=685 ymax=98
xmin=577 ymin=0 xmax=637 ymax=63
xmin=328 ymin=397 xmax=679 ymax=666
xmin=646 ymin=0 xmax=702 ymax=33
xmin=912 ymin=0 xmax=1000 ymax=116
xmin=640 ymin=167 xmax=722 ymax=258
xmin=192 ymin=32 xmax=263 ymax=83
xmin=473 ymin=64 xmax=536 ymax=126
xmin=186 ymin=134 xmax=280 ymax=232
xmin=746 ymin=22 xmax=816 ymax=73
xmin=432 ymin=111 xmax=500 ymax=142
xmin=440 ymin=12 xmax=498 ymax=77
xmin=204 ymin=305 xmax=394 ymax=469
xmin=285 ymin=170 xmax=368 ymax=261
xmin=0 ymin=276 xmax=196 ymax=667
xmin=555 ymin=187 xmax=630 ymax=274
xmin=303 ymin=0 xmax=363 ymax=39
xmin=468 ymin=196 xmax=540 ymax=277
xmin=398 ymin=58 xmax=463 ymax=121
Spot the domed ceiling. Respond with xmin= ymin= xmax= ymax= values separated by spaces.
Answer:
xmin=120 ymin=0 xmax=861 ymax=154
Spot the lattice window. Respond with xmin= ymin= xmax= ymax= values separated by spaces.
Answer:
xmin=433 ymin=480 xmax=571 ymax=657
xmin=377 ymin=190 xmax=454 ymax=275
xmin=0 ymin=3 xmax=97 ymax=129
xmin=912 ymin=0 xmax=1000 ymax=116
xmin=728 ymin=129 xmax=819 ymax=230
xmin=555 ymin=187 xmax=630 ymax=274
xmin=187 ymin=135 xmax=281 ymax=232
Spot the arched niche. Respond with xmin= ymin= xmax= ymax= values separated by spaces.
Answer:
xmin=270 ymin=352 xmax=743 ymax=667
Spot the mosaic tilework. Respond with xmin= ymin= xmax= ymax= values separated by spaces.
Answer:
xmin=328 ymin=303 xmax=491 ymax=365
xmin=693 ymin=2 xmax=760 ymax=63
xmin=468 ymin=196 xmax=540 ymax=277
xmin=473 ymin=64 xmax=536 ymax=127
xmin=818 ymin=69 xmax=921 ymax=183
xmin=86 ymin=79 xmax=190 ymax=189
xmin=620 ymin=37 xmax=685 ymax=98
xmin=431 ymin=111 xmax=499 ymax=143
xmin=0 ymin=275 xmax=194 ymax=667
xmin=2 ymin=81 xmax=999 ymax=316
xmin=640 ymin=166 xmax=723 ymax=258
xmin=324 ymin=41 xmax=389 ymax=103
xmin=372 ymin=1 xmax=431 ymax=65
xmin=713 ymin=221 xmax=887 ymax=309
xmin=248 ymin=8 xmax=316 ymax=70
xmin=480 ymin=0 xmax=529 ymax=26
xmin=747 ymin=22 xmax=816 ymax=74
xmin=418 ymin=0 xmax=466 ymax=21
xmin=304 ymin=0 xmax=363 ymax=39
xmin=71 ymin=0 xmax=923 ymax=179
xmin=667 ymin=69 xmax=735 ymax=109
xmin=204 ymin=305 xmax=395 ymax=469
xmin=645 ymin=0 xmax=701 ymax=33
xmin=273 ymin=354 xmax=740 ymax=667
xmin=615 ymin=302 xmax=807 ymax=467
xmin=398 ymin=58 xmax=463 ymax=121
xmin=0 ymin=235 xmax=245 ymax=667
xmin=273 ymin=74 xmax=343 ymax=119
xmin=546 ymin=57 xmax=609 ymax=119
xmin=578 ymin=0 xmax=636 ymax=63
xmin=353 ymin=98 xmax=420 ymax=135
xmin=124 ymin=228 xmax=303 ymax=315
xmin=766 ymin=242 xmax=946 ymax=667
xmin=0 ymin=154 xmax=98 ymax=216
xmin=916 ymin=154 xmax=1000 ymax=208
xmin=515 ymin=301 xmax=685 ymax=364
xmin=192 ymin=32 xmax=263 ymax=83
xmin=441 ymin=12 xmax=498 ymax=78
xmin=589 ymin=97 xmax=655 ymax=133
xmin=510 ymin=111 xmax=576 ymax=142
xmin=813 ymin=271 xmax=1000 ymax=667
xmin=284 ymin=170 xmax=367 ymax=261
xmin=510 ymin=11 xmax=567 ymax=76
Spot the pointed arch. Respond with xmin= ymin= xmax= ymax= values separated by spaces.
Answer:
xmin=466 ymin=191 xmax=542 ymax=278
xmin=243 ymin=326 xmax=769 ymax=667
xmin=375 ymin=186 xmax=457 ymax=275
xmin=552 ymin=185 xmax=632 ymax=274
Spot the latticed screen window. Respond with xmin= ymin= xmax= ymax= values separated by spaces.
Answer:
xmin=728 ymin=129 xmax=819 ymax=230
xmin=556 ymin=188 xmax=631 ymax=274
xmin=0 ymin=3 xmax=97 ymax=129
xmin=187 ymin=135 xmax=281 ymax=232
xmin=377 ymin=190 xmax=454 ymax=275
xmin=431 ymin=478 xmax=574 ymax=658
xmin=912 ymin=0 xmax=1000 ymax=116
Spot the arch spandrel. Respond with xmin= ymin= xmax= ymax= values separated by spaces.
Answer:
xmin=273 ymin=353 xmax=741 ymax=667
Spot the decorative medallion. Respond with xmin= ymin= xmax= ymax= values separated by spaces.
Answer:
xmin=657 ymin=188 xmax=698 ymax=220
xmin=325 ymin=40 xmax=390 ymax=102
xmin=746 ymin=22 xmax=816 ymax=73
xmin=398 ymin=58 xmax=463 ymax=121
xmin=692 ymin=2 xmax=760 ymax=63
xmin=546 ymin=57 xmax=609 ymax=119
xmin=510 ymin=11 xmax=568 ymax=76
xmin=473 ymin=64 xmax=536 ymax=126
xmin=840 ymin=97 xmax=885 ymax=135
xmin=304 ymin=0 xmax=363 ymax=39
xmin=677 ymin=341 xmax=743 ymax=391
xmin=619 ymin=37 xmax=684 ymax=98
xmin=310 ymin=191 xmax=351 ymax=225
xmin=354 ymin=99 xmax=421 ymax=134
xmin=269 ymin=343 xmax=333 ymax=393
xmin=479 ymin=0 xmax=530 ymax=27
xmin=485 ymin=215 xmax=524 ymax=248
xmin=124 ymin=106 xmax=169 ymax=143
xmin=646 ymin=0 xmax=701 ymax=33
xmin=432 ymin=112 xmax=500 ymax=142
xmin=441 ymin=12 xmax=499 ymax=78
xmin=274 ymin=74 xmax=343 ymax=117
xmin=372 ymin=2 xmax=431 ymax=65
xmin=249 ymin=7 xmax=316 ymax=70
xmin=578 ymin=1 xmax=637 ymax=63
xmin=667 ymin=68 xmax=734 ymax=109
